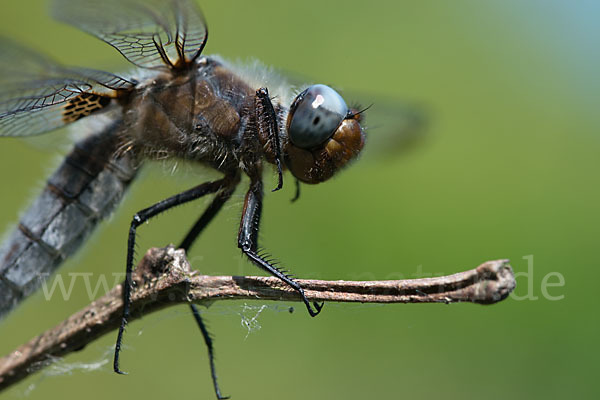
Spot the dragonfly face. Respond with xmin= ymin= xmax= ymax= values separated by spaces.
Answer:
xmin=0 ymin=0 xmax=368 ymax=398
xmin=285 ymin=84 xmax=365 ymax=183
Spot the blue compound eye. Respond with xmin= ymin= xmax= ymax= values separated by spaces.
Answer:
xmin=287 ymin=84 xmax=348 ymax=149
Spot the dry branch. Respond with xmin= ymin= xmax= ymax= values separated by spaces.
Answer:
xmin=0 ymin=246 xmax=515 ymax=391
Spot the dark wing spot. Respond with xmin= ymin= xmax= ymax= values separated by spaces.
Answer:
xmin=62 ymin=93 xmax=112 ymax=123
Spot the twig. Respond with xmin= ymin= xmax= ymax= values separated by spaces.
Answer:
xmin=0 ymin=246 xmax=515 ymax=391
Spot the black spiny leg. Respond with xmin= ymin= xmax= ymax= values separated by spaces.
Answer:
xmin=190 ymin=304 xmax=229 ymax=400
xmin=179 ymin=181 xmax=237 ymax=251
xmin=114 ymin=176 xmax=235 ymax=375
xmin=255 ymin=88 xmax=284 ymax=192
xmin=237 ymin=177 xmax=323 ymax=317
xmin=179 ymin=181 xmax=238 ymax=400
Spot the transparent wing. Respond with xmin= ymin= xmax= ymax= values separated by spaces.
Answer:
xmin=0 ymin=38 xmax=134 ymax=137
xmin=52 ymin=0 xmax=208 ymax=69
xmin=349 ymin=96 xmax=428 ymax=162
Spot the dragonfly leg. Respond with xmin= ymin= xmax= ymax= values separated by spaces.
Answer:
xmin=178 ymin=178 xmax=238 ymax=251
xmin=255 ymin=88 xmax=284 ymax=192
xmin=114 ymin=174 xmax=237 ymax=375
xmin=189 ymin=304 xmax=230 ymax=400
xmin=178 ymin=180 xmax=238 ymax=400
xmin=237 ymin=177 xmax=323 ymax=317
xmin=290 ymin=178 xmax=301 ymax=203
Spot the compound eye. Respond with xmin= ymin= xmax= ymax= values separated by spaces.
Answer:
xmin=287 ymin=84 xmax=348 ymax=149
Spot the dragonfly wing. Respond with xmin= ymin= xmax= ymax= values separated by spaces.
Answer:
xmin=0 ymin=38 xmax=134 ymax=137
xmin=352 ymin=96 xmax=428 ymax=162
xmin=51 ymin=0 xmax=208 ymax=69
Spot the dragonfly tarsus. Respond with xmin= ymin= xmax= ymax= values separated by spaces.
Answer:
xmin=190 ymin=304 xmax=230 ymax=400
xmin=237 ymin=177 xmax=324 ymax=317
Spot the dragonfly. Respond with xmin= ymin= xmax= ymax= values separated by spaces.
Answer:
xmin=0 ymin=0 xmax=420 ymax=397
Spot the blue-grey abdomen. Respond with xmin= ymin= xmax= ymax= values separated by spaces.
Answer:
xmin=0 ymin=122 xmax=136 ymax=318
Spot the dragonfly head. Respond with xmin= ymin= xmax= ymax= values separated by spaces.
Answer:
xmin=284 ymin=84 xmax=365 ymax=184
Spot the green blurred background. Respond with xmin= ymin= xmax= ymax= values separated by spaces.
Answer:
xmin=1 ymin=0 xmax=598 ymax=399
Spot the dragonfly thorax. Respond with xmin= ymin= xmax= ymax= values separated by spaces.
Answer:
xmin=122 ymin=58 xmax=261 ymax=171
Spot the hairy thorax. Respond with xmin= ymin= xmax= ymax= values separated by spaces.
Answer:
xmin=122 ymin=58 xmax=260 ymax=172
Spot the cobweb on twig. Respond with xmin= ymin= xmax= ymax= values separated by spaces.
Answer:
xmin=239 ymin=303 xmax=268 ymax=340
xmin=17 ymin=303 xmax=290 ymax=395
xmin=21 ymin=349 xmax=112 ymax=396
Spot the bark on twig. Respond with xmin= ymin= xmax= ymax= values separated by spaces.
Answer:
xmin=0 ymin=246 xmax=515 ymax=391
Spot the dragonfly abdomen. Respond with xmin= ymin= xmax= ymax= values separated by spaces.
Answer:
xmin=0 ymin=121 xmax=136 ymax=319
